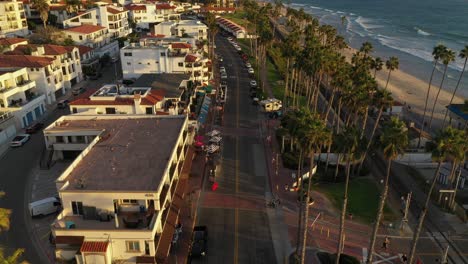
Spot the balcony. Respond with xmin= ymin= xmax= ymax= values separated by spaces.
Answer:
xmin=167 ymin=52 xmax=187 ymax=57
xmin=4 ymin=94 xmax=45 ymax=111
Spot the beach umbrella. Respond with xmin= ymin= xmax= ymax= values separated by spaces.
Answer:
xmin=194 ymin=141 xmax=204 ymax=147
xmin=195 ymin=135 xmax=204 ymax=141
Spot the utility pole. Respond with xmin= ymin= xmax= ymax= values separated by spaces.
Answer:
xmin=441 ymin=245 xmax=449 ymax=264
xmin=403 ymin=192 xmax=412 ymax=223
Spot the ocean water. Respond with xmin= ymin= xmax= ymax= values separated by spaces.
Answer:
xmin=287 ymin=0 xmax=468 ymax=97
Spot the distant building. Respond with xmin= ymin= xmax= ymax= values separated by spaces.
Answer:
xmin=154 ymin=20 xmax=208 ymax=40
xmin=0 ymin=0 xmax=28 ymax=37
xmin=120 ymin=38 xmax=211 ymax=81
xmin=63 ymin=4 xmax=131 ymax=39
xmin=47 ymin=114 xmax=195 ymax=263
xmin=125 ymin=2 xmax=180 ymax=30
xmin=0 ymin=67 xmax=46 ymax=128
xmin=216 ymin=17 xmax=246 ymax=38
xmin=63 ymin=25 xmax=120 ymax=59
xmin=200 ymin=6 xmax=236 ymax=14
xmin=446 ymin=103 xmax=468 ymax=129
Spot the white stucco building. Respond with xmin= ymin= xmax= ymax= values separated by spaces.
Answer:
xmin=0 ymin=37 xmax=28 ymax=52
xmin=0 ymin=67 xmax=46 ymax=128
xmin=0 ymin=54 xmax=66 ymax=104
xmin=63 ymin=4 xmax=131 ymax=38
xmin=63 ymin=25 xmax=120 ymax=58
xmin=46 ymin=114 xmax=195 ymax=264
xmin=0 ymin=0 xmax=28 ymax=37
xmin=120 ymin=38 xmax=211 ymax=81
xmin=154 ymin=20 xmax=208 ymax=40
xmin=125 ymin=2 xmax=180 ymax=30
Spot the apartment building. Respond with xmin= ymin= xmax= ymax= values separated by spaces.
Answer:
xmin=154 ymin=20 xmax=208 ymax=40
xmin=76 ymin=45 xmax=99 ymax=68
xmin=8 ymin=44 xmax=84 ymax=88
xmin=0 ymin=0 xmax=28 ymax=37
xmin=70 ymin=73 xmax=191 ymax=115
xmin=63 ymin=4 xmax=131 ymax=39
xmin=0 ymin=67 xmax=46 ymax=128
xmin=120 ymin=40 xmax=211 ymax=81
xmin=125 ymin=2 xmax=180 ymax=30
xmin=0 ymin=54 xmax=66 ymax=104
xmin=216 ymin=16 xmax=246 ymax=38
xmin=46 ymin=114 xmax=194 ymax=263
xmin=63 ymin=25 xmax=120 ymax=58
xmin=0 ymin=37 xmax=28 ymax=52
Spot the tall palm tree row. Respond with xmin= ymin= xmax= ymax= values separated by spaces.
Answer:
xmin=407 ymin=127 xmax=467 ymax=263
xmin=367 ymin=117 xmax=408 ymax=263
xmin=384 ymin=56 xmax=399 ymax=90
xmin=443 ymin=45 xmax=468 ymax=127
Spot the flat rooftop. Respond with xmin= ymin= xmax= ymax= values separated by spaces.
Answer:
xmin=131 ymin=73 xmax=190 ymax=98
xmin=49 ymin=116 xmax=186 ymax=191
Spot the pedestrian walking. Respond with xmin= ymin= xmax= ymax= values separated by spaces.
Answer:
xmin=381 ymin=236 xmax=390 ymax=249
xmin=401 ymin=254 xmax=408 ymax=263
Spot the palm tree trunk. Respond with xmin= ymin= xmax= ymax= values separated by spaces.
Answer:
xmin=336 ymin=153 xmax=351 ymax=263
xmin=361 ymin=106 xmax=369 ymax=138
xmin=295 ymin=150 xmax=303 ymax=255
xmin=428 ymin=64 xmax=449 ymax=129
xmin=367 ymin=159 xmax=393 ymax=263
xmin=450 ymin=160 xmax=464 ymax=210
xmin=408 ymin=161 xmax=442 ymax=264
xmin=418 ymin=61 xmax=438 ymax=147
xmin=325 ymin=142 xmax=332 ymax=175
xmin=337 ymin=98 xmax=342 ymax=134
xmin=334 ymin=153 xmax=341 ymax=182
xmin=442 ymin=57 xmax=467 ymax=127
xmin=384 ymin=70 xmax=392 ymax=90
xmin=283 ymin=58 xmax=290 ymax=108
xmin=324 ymin=86 xmax=337 ymax=123
xmin=358 ymin=106 xmax=383 ymax=175
xmin=301 ymin=150 xmax=316 ymax=264
xmin=281 ymin=136 xmax=285 ymax=153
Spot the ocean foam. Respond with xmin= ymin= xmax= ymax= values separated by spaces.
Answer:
xmin=414 ymin=27 xmax=431 ymax=36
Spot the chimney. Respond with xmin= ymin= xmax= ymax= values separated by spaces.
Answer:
xmin=114 ymin=213 xmax=119 ymax=228
xmin=37 ymin=46 xmax=45 ymax=56
xmin=134 ymin=93 xmax=142 ymax=114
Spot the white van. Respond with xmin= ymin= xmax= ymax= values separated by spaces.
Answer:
xmin=29 ymin=197 xmax=61 ymax=217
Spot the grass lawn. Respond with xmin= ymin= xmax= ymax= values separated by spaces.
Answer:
xmin=222 ymin=10 xmax=255 ymax=32
xmin=318 ymin=178 xmax=398 ymax=224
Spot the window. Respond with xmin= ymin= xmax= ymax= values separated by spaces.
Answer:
xmin=178 ymin=62 xmax=184 ymax=67
xmin=160 ymin=52 xmax=165 ymax=56
xmin=105 ymin=107 xmax=116 ymax=114
xmin=127 ymin=62 xmax=131 ymax=66
xmin=72 ymin=108 xmax=77 ymax=113
xmin=71 ymin=201 xmax=83 ymax=215
xmin=126 ymin=241 xmax=140 ymax=252
xmin=56 ymin=136 xmax=64 ymax=143
xmin=124 ymin=52 xmax=132 ymax=56
xmin=79 ymin=36 xmax=83 ymax=40
xmin=146 ymin=107 xmax=153 ymax=114
xmin=122 ymin=199 xmax=138 ymax=204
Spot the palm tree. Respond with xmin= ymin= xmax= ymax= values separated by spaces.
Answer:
xmin=31 ymin=0 xmax=49 ymax=29
xmin=336 ymin=127 xmax=361 ymax=263
xmin=297 ymin=111 xmax=331 ymax=263
xmin=428 ymin=48 xmax=456 ymax=129
xmin=205 ymin=13 xmax=218 ymax=61
xmin=0 ymin=248 xmax=25 ymax=264
xmin=371 ymin=57 xmax=384 ymax=78
xmin=384 ymin=56 xmax=399 ymax=90
xmin=367 ymin=117 xmax=408 ymax=263
xmin=419 ymin=44 xmax=447 ymax=146
xmin=360 ymin=41 xmax=373 ymax=58
xmin=407 ymin=127 xmax=466 ymax=263
xmin=443 ymin=46 xmax=468 ymax=127
xmin=0 ymin=192 xmax=10 ymax=231
xmin=358 ymin=89 xmax=393 ymax=175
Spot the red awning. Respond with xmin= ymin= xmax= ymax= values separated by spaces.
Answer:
xmin=80 ymin=241 xmax=109 ymax=253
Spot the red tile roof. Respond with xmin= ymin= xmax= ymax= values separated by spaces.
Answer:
xmin=141 ymin=34 xmax=165 ymax=39
xmin=107 ymin=6 xmax=125 ymax=14
xmin=0 ymin=55 xmax=55 ymax=68
xmin=0 ymin=38 xmax=28 ymax=46
xmin=171 ymin=43 xmax=192 ymax=49
xmin=140 ymin=89 xmax=165 ymax=105
xmin=64 ymin=25 xmax=106 ymax=34
xmin=71 ymin=89 xmax=164 ymax=106
xmin=125 ymin=4 xmax=146 ymax=11
xmin=80 ymin=241 xmax=109 ymax=253
xmin=76 ymin=45 xmax=94 ymax=56
xmin=156 ymin=3 xmax=176 ymax=9
xmin=13 ymin=44 xmax=70 ymax=55
xmin=184 ymin=54 xmax=198 ymax=63
xmin=49 ymin=4 xmax=66 ymax=11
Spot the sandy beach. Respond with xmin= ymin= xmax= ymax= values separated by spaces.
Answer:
xmin=340 ymin=48 xmax=464 ymax=132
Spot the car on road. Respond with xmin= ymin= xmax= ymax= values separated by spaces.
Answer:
xmin=250 ymin=80 xmax=257 ymax=88
xmin=29 ymin=197 xmax=61 ymax=217
xmin=219 ymin=66 xmax=226 ymax=73
xmin=25 ymin=123 xmax=44 ymax=134
xmin=189 ymin=226 xmax=208 ymax=258
xmin=248 ymin=67 xmax=255 ymax=74
xmin=111 ymin=57 xmax=119 ymax=63
xmin=121 ymin=78 xmax=135 ymax=85
xmin=72 ymin=87 xmax=85 ymax=96
xmin=227 ymin=37 xmax=233 ymax=41
xmin=57 ymin=100 xmax=70 ymax=109
xmin=245 ymin=62 xmax=252 ymax=68
xmin=235 ymin=46 xmax=242 ymax=51
xmin=220 ymin=72 xmax=228 ymax=79
xmin=10 ymin=134 xmax=30 ymax=147
xmin=219 ymin=56 xmax=223 ymax=62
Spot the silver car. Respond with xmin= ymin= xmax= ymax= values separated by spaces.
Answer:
xmin=10 ymin=134 xmax=30 ymax=147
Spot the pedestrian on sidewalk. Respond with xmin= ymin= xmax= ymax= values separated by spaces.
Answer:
xmin=284 ymin=184 xmax=289 ymax=191
xmin=381 ymin=236 xmax=390 ymax=250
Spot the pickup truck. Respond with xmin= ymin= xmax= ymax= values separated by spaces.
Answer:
xmin=189 ymin=226 xmax=208 ymax=258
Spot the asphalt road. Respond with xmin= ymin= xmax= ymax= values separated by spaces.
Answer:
xmin=0 ymin=62 xmax=120 ymax=263
xmin=192 ymin=37 xmax=277 ymax=264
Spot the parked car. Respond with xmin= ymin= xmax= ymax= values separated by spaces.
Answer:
xmin=72 ymin=87 xmax=85 ymax=96
xmin=88 ymin=72 xmax=102 ymax=80
xmin=248 ymin=67 xmax=255 ymax=74
xmin=110 ymin=57 xmax=119 ymax=63
xmin=10 ymin=134 xmax=30 ymax=147
xmin=29 ymin=197 xmax=61 ymax=217
xmin=250 ymin=80 xmax=257 ymax=88
xmin=235 ymin=46 xmax=242 ymax=51
xmin=219 ymin=56 xmax=223 ymax=62
xmin=245 ymin=62 xmax=252 ymax=68
xmin=220 ymin=72 xmax=228 ymax=79
xmin=189 ymin=226 xmax=208 ymax=257
xmin=122 ymin=79 xmax=135 ymax=85
xmin=219 ymin=66 xmax=226 ymax=73
xmin=227 ymin=37 xmax=233 ymax=41
xmin=57 ymin=100 xmax=70 ymax=109
xmin=25 ymin=122 xmax=44 ymax=134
